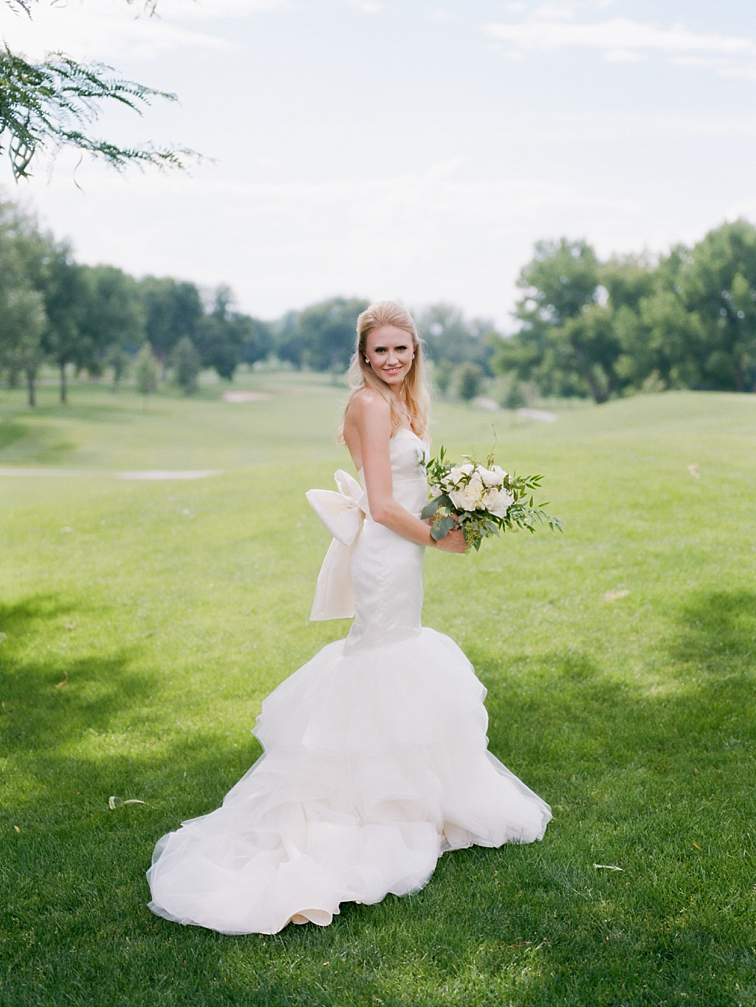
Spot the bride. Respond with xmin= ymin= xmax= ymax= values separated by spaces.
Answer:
xmin=147 ymin=300 xmax=551 ymax=935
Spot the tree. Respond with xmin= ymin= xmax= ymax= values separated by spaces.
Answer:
xmin=677 ymin=220 xmax=756 ymax=392
xmin=238 ymin=317 xmax=273 ymax=369
xmin=195 ymin=286 xmax=245 ymax=381
xmin=417 ymin=303 xmax=495 ymax=372
xmin=140 ymin=276 xmax=204 ymax=379
xmin=433 ymin=358 xmax=454 ymax=396
xmin=291 ymin=297 xmax=370 ymax=373
xmin=457 ymin=361 xmax=484 ymax=402
xmin=172 ymin=335 xmax=200 ymax=395
xmin=493 ymin=238 xmax=623 ymax=403
xmin=79 ymin=264 xmax=145 ymax=369
xmin=0 ymin=195 xmax=50 ymax=403
xmin=105 ymin=343 xmax=130 ymax=389
xmin=273 ymin=310 xmax=305 ymax=368
xmin=134 ymin=343 xmax=158 ymax=405
xmin=40 ymin=243 xmax=93 ymax=402
xmin=613 ymin=249 xmax=705 ymax=392
xmin=1 ymin=286 xmax=46 ymax=405
xmin=1 ymin=1 xmax=195 ymax=180
xmin=501 ymin=378 xmax=526 ymax=411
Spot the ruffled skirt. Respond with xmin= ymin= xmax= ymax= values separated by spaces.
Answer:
xmin=147 ymin=628 xmax=551 ymax=935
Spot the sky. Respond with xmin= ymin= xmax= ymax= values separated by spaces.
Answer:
xmin=3 ymin=0 xmax=756 ymax=328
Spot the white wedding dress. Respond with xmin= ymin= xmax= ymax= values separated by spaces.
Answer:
xmin=147 ymin=428 xmax=551 ymax=935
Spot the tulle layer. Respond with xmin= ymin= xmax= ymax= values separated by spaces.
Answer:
xmin=147 ymin=629 xmax=551 ymax=935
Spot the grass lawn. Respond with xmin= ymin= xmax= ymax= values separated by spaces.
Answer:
xmin=1 ymin=375 xmax=755 ymax=1006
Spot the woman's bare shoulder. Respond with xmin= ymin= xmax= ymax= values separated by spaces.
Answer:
xmin=346 ymin=388 xmax=390 ymax=423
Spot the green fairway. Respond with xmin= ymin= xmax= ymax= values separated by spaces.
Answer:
xmin=1 ymin=377 xmax=755 ymax=1006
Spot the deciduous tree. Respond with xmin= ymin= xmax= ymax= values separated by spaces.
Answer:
xmin=1 ymin=0 xmax=195 ymax=180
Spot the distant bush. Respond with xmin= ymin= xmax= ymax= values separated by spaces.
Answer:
xmin=457 ymin=362 xmax=484 ymax=402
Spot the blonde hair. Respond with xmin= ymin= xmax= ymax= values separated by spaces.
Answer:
xmin=340 ymin=300 xmax=430 ymax=440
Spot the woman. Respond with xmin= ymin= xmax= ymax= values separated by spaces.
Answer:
xmin=147 ymin=301 xmax=550 ymax=935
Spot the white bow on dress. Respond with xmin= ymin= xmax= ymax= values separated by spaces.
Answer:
xmin=306 ymin=470 xmax=367 ymax=621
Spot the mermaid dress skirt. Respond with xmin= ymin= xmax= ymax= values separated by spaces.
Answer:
xmin=147 ymin=429 xmax=551 ymax=935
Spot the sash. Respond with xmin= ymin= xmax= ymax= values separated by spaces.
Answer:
xmin=305 ymin=470 xmax=367 ymax=620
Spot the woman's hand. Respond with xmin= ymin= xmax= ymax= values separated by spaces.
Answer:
xmin=432 ymin=527 xmax=467 ymax=553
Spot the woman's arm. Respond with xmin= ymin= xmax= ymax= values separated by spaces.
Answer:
xmin=347 ymin=392 xmax=466 ymax=553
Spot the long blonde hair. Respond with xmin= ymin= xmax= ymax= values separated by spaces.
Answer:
xmin=340 ymin=300 xmax=430 ymax=440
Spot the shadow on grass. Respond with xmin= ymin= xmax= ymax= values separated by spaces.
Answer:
xmin=670 ymin=588 xmax=756 ymax=674
xmin=1 ymin=590 xmax=755 ymax=1006
xmin=0 ymin=420 xmax=30 ymax=451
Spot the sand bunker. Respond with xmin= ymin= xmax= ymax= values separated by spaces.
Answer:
xmin=517 ymin=408 xmax=557 ymax=423
xmin=0 ymin=469 xmax=222 ymax=480
xmin=115 ymin=470 xmax=222 ymax=480
xmin=221 ymin=391 xmax=271 ymax=403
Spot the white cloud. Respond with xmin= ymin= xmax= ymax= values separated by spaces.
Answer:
xmin=671 ymin=56 xmax=727 ymax=68
xmin=156 ymin=0 xmax=291 ymax=17
xmin=0 ymin=2 xmax=232 ymax=60
xmin=343 ymin=0 xmax=384 ymax=12
xmin=534 ymin=4 xmax=576 ymax=21
xmin=484 ymin=17 xmax=755 ymax=56
xmin=0 ymin=0 xmax=292 ymax=61
xmin=719 ymin=63 xmax=756 ymax=81
xmin=603 ymin=48 xmax=648 ymax=63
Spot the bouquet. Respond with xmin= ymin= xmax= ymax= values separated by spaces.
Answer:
xmin=422 ymin=447 xmax=563 ymax=551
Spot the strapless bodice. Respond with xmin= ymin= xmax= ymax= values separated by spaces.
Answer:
xmin=359 ymin=427 xmax=429 ymax=519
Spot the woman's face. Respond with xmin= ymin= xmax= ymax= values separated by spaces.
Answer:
xmin=364 ymin=325 xmax=415 ymax=390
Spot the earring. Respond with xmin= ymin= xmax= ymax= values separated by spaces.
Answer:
xmin=364 ymin=358 xmax=370 ymax=365
xmin=411 ymin=353 xmax=415 ymax=360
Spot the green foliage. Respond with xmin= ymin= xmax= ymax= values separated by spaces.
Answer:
xmin=38 ymin=243 xmax=88 ymax=401
xmin=417 ymin=303 xmax=496 ymax=373
xmin=80 ymin=264 xmax=145 ymax=353
xmin=493 ymin=223 xmax=756 ymax=401
xmin=0 ymin=192 xmax=269 ymax=401
xmin=423 ymin=446 xmax=563 ymax=550
xmin=0 ymin=2 xmax=195 ymax=180
xmin=676 ymin=220 xmax=756 ymax=391
xmin=238 ymin=316 xmax=273 ymax=368
xmin=134 ymin=344 xmax=158 ymax=399
xmin=433 ymin=357 xmax=454 ymax=396
xmin=501 ymin=377 xmax=526 ymax=411
xmin=195 ymin=286 xmax=253 ymax=381
xmin=457 ymin=361 xmax=484 ymax=402
xmin=104 ymin=343 xmax=130 ymax=387
xmin=0 ymin=285 xmax=45 ymax=404
xmin=172 ymin=335 xmax=200 ymax=395
xmin=139 ymin=276 xmax=203 ymax=376
xmin=0 ymin=197 xmax=51 ymax=403
xmin=276 ymin=296 xmax=370 ymax=372
xmin=494 ymin=238 xmax=621 ymax=404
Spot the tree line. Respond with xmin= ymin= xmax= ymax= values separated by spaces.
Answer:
xmin=494 ymin=220 xmax=756 ymax=401
xmin=0 ymin=197 xmax=270 ymax=404
xmin=0 ymin=195 xmax=502 ymax=405
xmin=2 ymin=192 xmax=755 ymax=405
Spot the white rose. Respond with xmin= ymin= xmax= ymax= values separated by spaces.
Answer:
xmin=449 ymin=472 xmax=486 ymax=511
xmin=485 ymin=486 xmax=514 ymax=518
xmin=480 ymin=465 xmax=507 ymax=487
xmin=448 ymin=463 xmax=475 ymax=485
